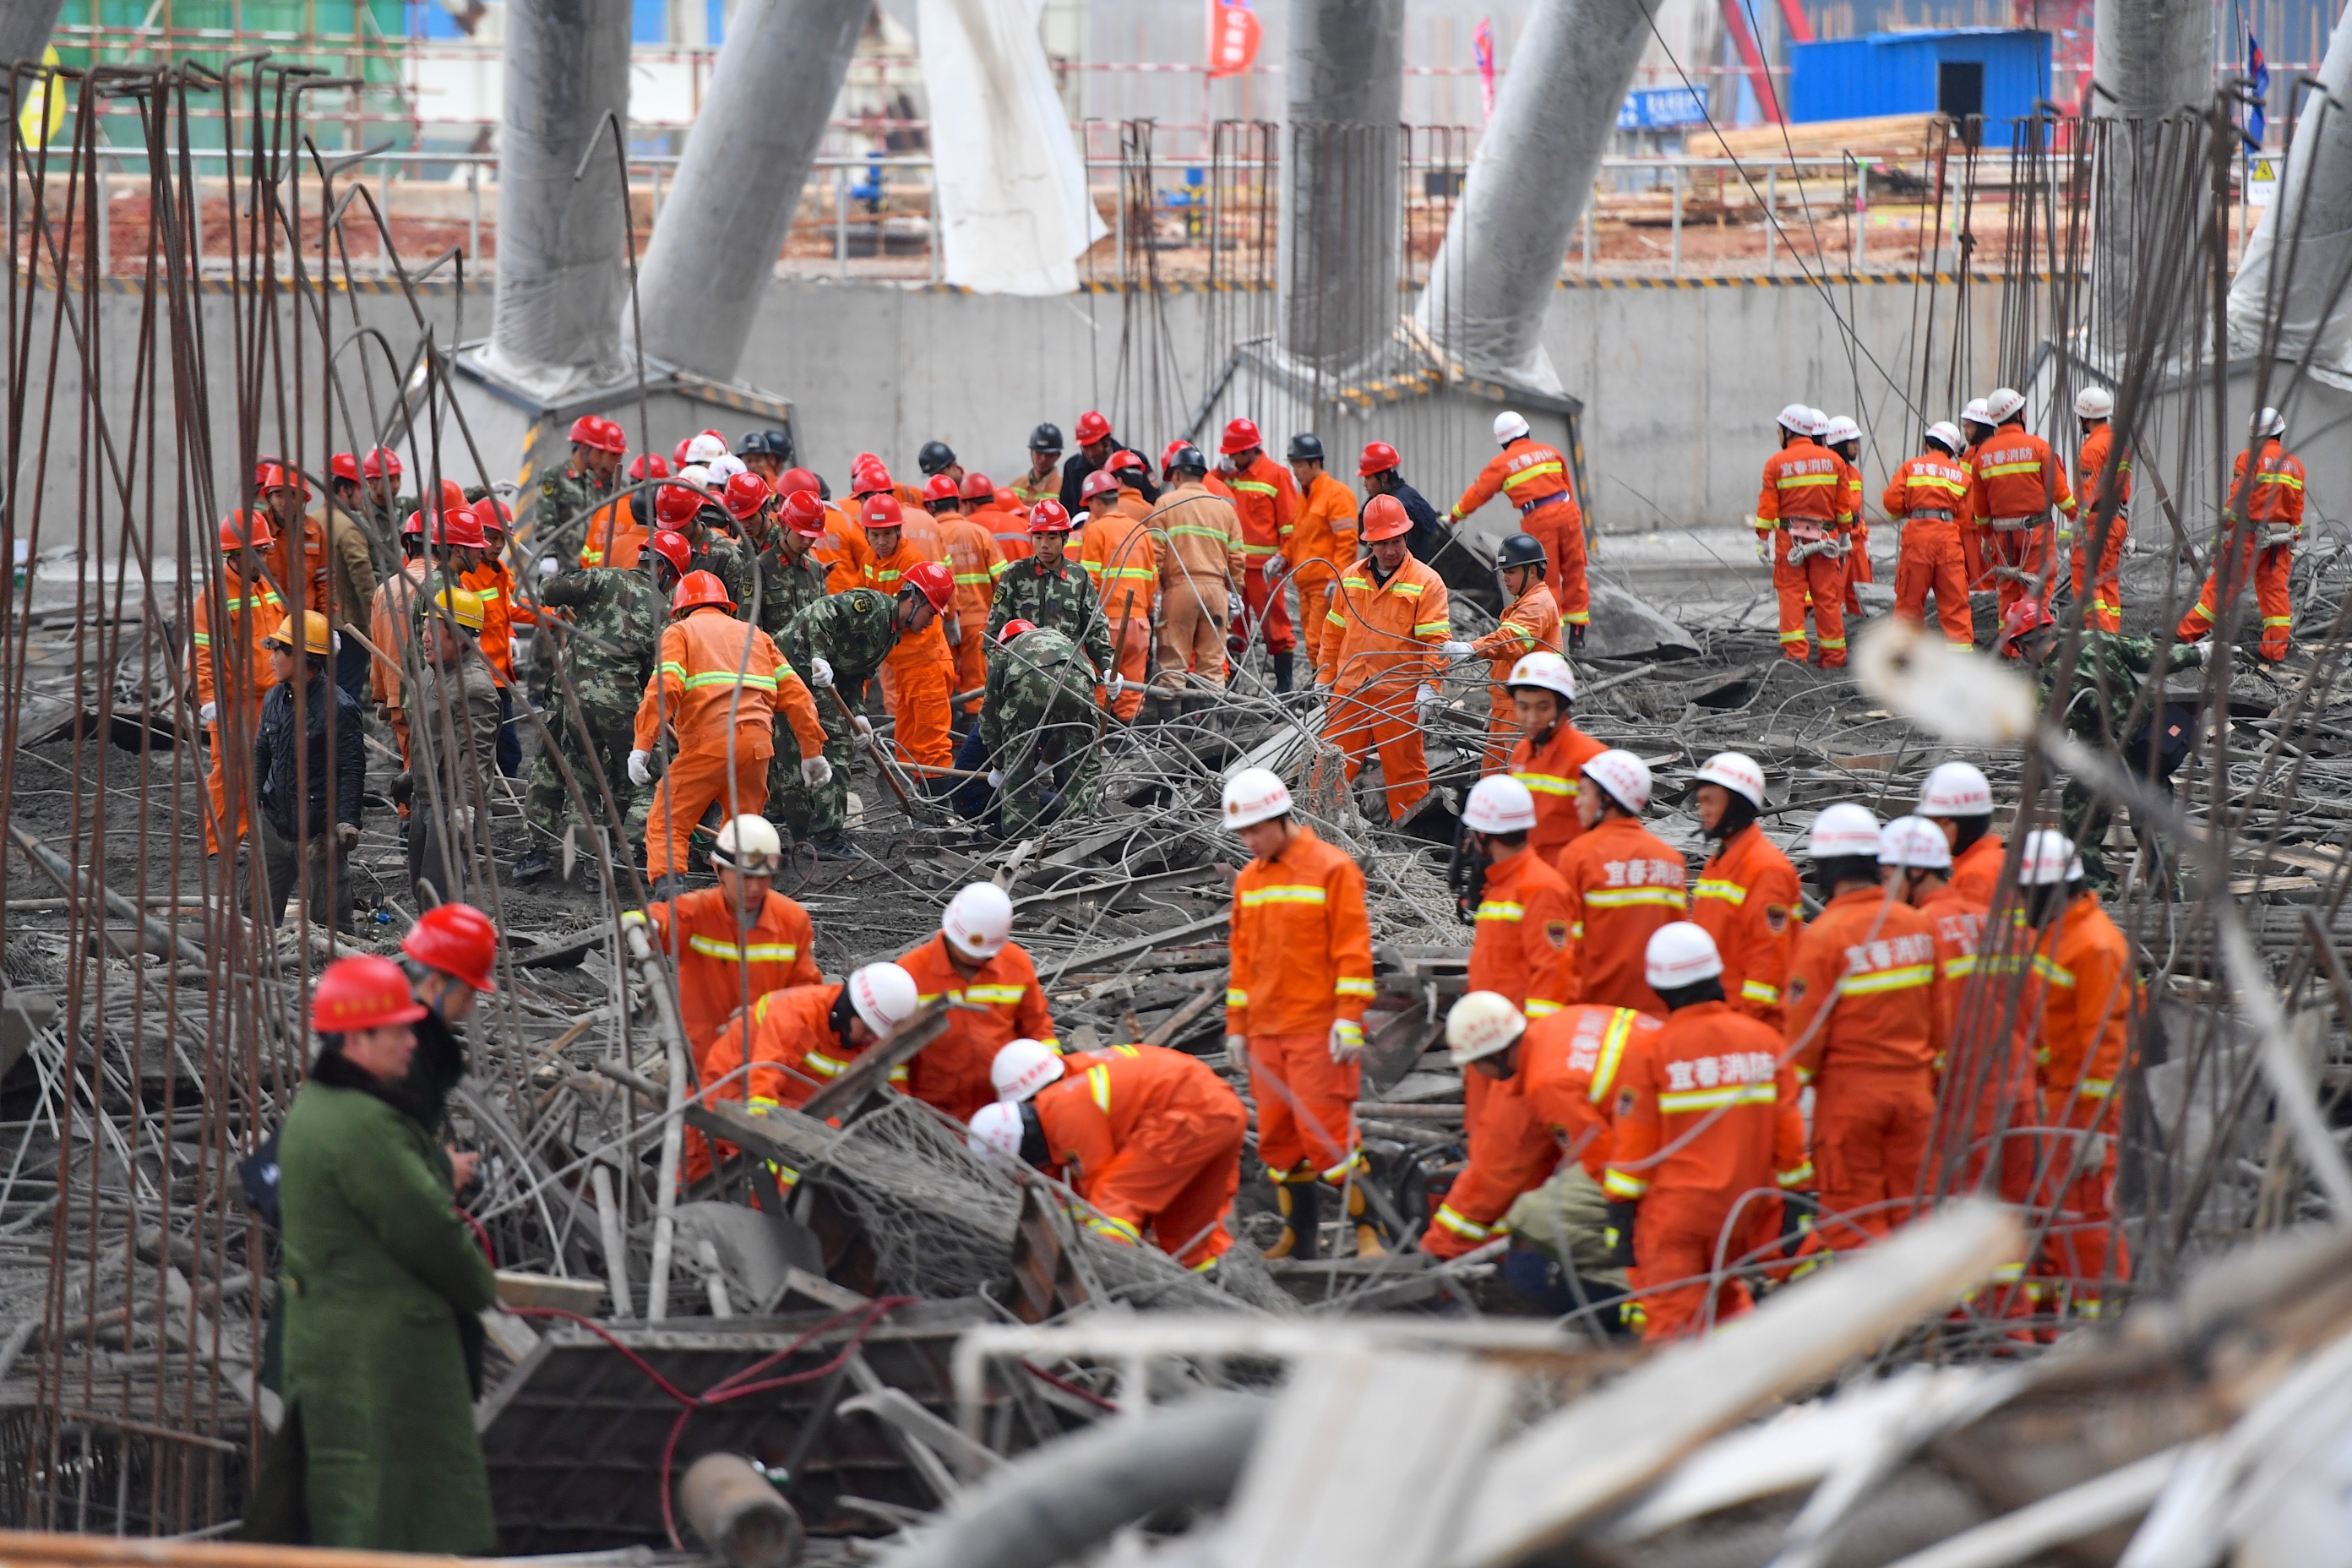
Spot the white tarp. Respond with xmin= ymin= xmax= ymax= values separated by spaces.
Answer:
xmin=917 ymin=0 xmax=1107 ymax=295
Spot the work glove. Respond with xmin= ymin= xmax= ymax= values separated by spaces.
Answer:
xmin=945 ymin=617 xmax=962 ymax=648
xmin=334 ymin=822 xmax=361 ymax=852
xmin=1312 ymin=680 xmax=1334 ymax=698
xmin=808 ymin=656 xmax=835 ymax=689
xmin=1438 ymin=640 xmax=1474 ymax=658
xmin=799 ymin=754 xmax=833 ymax=788
xmin=1105 ymin=675 xmax=1126 ymax=700
xmin=1327 ymin=1018 xmax=1364 ymax=1064
xmin=1755 ymin=535 xmax=1770 ymax=564
xmin=1224 ymin=1033 xmax=1247 ymax=1059
xmin=451 ymin=804 xmax=476 ymax=836
xmin=537 ymin=555 xmax=562 ymax=580
xmin=851 ymin=714 xmax=874 ymax=740
xmin=2191 ymin=640 xmax=2214 ymax=666
xmin=1227 ymin=590 xmax=1244 ymax=620
xmin=986 ymin=769 xmax=1005 ymax=789
xmin=199 ymin=701 xmax=217 ymax=727
xmin=1603 ymin=1200 xmax=1639 ymax=1269
xmin=627 ymin=749 xmax=652 ymax=787
xmin=1416 ymin=683 xmax=1443 ymax=723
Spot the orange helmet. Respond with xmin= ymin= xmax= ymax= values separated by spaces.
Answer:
xmin=312 ymin=954 xmax=427 ymax=1034
xmin=472 ymin=495 xmax=514 ymax=535
xmin=438 ymin=479 xmax=469 ymax=512
xmin=672 ymin=569 xmax=736 ymax=615
xmin=901 ymin=560 xmax=954 ymax=611
xmin=219 ymin=509 xmax=274 ymax=552
xmin=257 ymin=462 xmax=306 ymax=497
xmin=1361 ymin=493 xmax=1413 ymax=542
xmin=330 ymin=452 xmax=362 ymax=485
xmin=860 ymin=493 xmax=905 ymax=530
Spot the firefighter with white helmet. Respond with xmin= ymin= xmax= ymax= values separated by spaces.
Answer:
xmin=1686 ymin=752 xmax=1802 ymax=1028
xmin=1503 ymin=651 xmax=1606 ymax=861
xmin=1754 ymin=402 xmax=1850 ymax=667
xmin=1885 ymin=422 xmax=1977 ymax=650
xmin=2072 ymin=383 xmax=2130 ymax=632
xmin=1556 ymin=749 xmax=1688 ymax=1014
xmin=895 ymin=882 xmax=1058 ymax=1124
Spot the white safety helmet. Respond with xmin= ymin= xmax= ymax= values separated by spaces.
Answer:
xmin=1462 ymin=775 xmax=1538 ymax=836
xmin=967 ymin=1101 xmax=1026 ymax=1161
xmin=684 ymin=432 xmax=729 ymax=466
xmin=705 ymin=454 xmax=749 ymax=487
xmin=992 ymin=1038 xmax=1065 ymax=1103
xmin=676 ymin=464 xmax=713 ymax=491
xmin=1823 ymin=415 xmax=1861 ymax=447
xmin=847 ymin=961 xmax=919 ymax=1036
xmin=1778 ymin=402 xmax=1817 ymax=436
xmin=1505 ymin=651 xmax=1577 ymax=702
xmin=2075 ymin=386 xmax=2115 ymax=420
xmin=1494 ymin=410 xmax=1531 ymax=444
xmin=1446 ymin=990 xmax=1527 ymax=1067
xmin=1879 ymin=814 xmax=1953 ymax=870
xmin=943 ymin=881 xmax=1015 ymax=960
xmin=1925 ymin=421 xmax=1965 ymax=456
xmin=1808 ymin=802 xmax=1883 ymax=860
xmin=1984 ymin=387 xmax=2027 ymax=423
xmin=1917 ymin=760 xmax=1993 ymax=818
xmin=2018 ymin=828 xmax=2084 ymax=885
xmin=1222 ymin=766 xmax=1293 ymax=830
xmin=1646 ymin=922 xmax=1725 ymax=990
xmin=710 ymin=814 xmax=784 ymax=874
xmin=1582 ymin=749 xmax=1652 ymax=814
xmin=1962 ymin=397 xmax=1993 ymax=428
xmin=1807 ymin=407 xmax=1830 ymax=436
xmin=1692 ymin=751 xmax=1767 ymax=809
xmin=2255 ymin=406 xmax=2287 ymax=438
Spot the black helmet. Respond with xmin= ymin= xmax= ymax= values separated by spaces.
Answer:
xmin=1494 ymin=532 xmax=1548 ymax=573
xmin=738 ymin=428 xmax=792 ymax=460
xmin=1288 ymin=432 xmax=1326 ymax=463
xmin=1166 ymin=443 xmax=1208 ymax=476
xmin=918 ymin=440 xmax=957 ymax=476
xmin=1028 ymin=422 xmax=1064 ymax=454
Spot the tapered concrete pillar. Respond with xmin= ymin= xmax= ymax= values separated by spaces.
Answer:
xmin=2230 ymin=3 xmax=2352 ymax=377
xmin=2088 ymin=0 xmax=2212 ymax=361
xmin=1279 ymin=0 xmax=1406 ymax=377
xmin=0 ymin=0 xmax=63 ymax=68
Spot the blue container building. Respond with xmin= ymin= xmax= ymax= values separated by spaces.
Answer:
xmin=1789 ymin=28 xmax=2053 ymax=147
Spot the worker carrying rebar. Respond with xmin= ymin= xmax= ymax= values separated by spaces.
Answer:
xmin=1077 ymin=466 xmax=1155 ymax=721
xmin=1502 ymin=651 xmax=1603 ymax=863
xmin=1147 ymin=445 xmax=1247 ymax=717
xmin=1313 ymin=494 xmax=1452 ymax=829
xmin=898 ymin=883 xmax=1060 ymax=1125
xmin=776 ymin=570 xmax=947 ymax=860
xmin=1217 ymin=417 xmax=1302 ymax=690
xmin=975 ymin=1038 xmax=1249 ymax=1270
xmin=981 ymin=620 xmax=1104 ymax=838
xmin=1222 ymin=767 xmax=1383 ymax=1260
xmin=2070 ymin=387 xmax=2131 ymax=634
xmin=1442 ymin=531 xmax=1561 ymax=774
xmin=931 ymin=475 xmax=1006 ymax=726
xmin=2177 ymin=406 xmax=2303 ymax=663
xmin=1886 ymin=422 xmax=1976 ymax=651
xmin=1274 ymin=433 xmax=1360 ymax=678
xmin=404 ymin=585 xmax=504 ymax=909
xmin=251 ymin=610 xmax=364 ymax=931
xmin=1603 ymin=923 xmax=1810 ymax=1342
xmin=1686 ymin=752 xmax=1801 ymax=1030
xmin=1968 ymin=386 xmax=2076 ymax=646
xmin=1557 ymin=750 xmax=1688 ymax=1015
xmin=1755 ymin=405 xmax=1850 ymax=667
xmin=193 ymin=509 xmax=287 ymax=858
xmin=624 ymin=816 xmax=820 ymax=1059
xmin=252 ymin=952 xmax=497 ymax=1553
xmin=1450 ymin=411 xmax=1590 ymax=650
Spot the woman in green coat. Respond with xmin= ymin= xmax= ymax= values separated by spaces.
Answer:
xmin=253 ymin=952 xmax=499 ymax=1551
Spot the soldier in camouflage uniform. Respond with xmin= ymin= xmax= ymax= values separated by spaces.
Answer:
xmin=774 ymin=580 xmax=941 ymax=857
xmin=538 ymin=415 xmax=625 ymax=563
xmin=512 ymin=534 xmax=686 ymax=880
xmin=985 ymin=506 xmax=1113 ymax=678
xmin=982 ymin=623 xmax=1103 ymax=838
xmin=753 ymin=492 xmax=839 ymax=832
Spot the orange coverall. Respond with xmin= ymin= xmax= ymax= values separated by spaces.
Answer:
xmin=1604 ymin=999 xmax=1810 ymax=1340
xmin=1919 ymin=883 xmax=2032 ymax=1212
xmin=2018 ymin=891 xmax=2136 ymax=1317
xmin=972 ymin=500 xmax=1031 ymax=566
xmin=1470 ymin=581 xmax=1562 ymax=772
xmin=2178 ymin=440 xmax=2302 ymax=661
xmin=266 ymin=512 xmax=333 ymax=618
xmin=1968 ymin=425 xmax=2076 ymax=637
xmin=1785 ymin=886 xmax=1946 ymax=1250
xmin=1079 ymin=509 xmax=1155 ymax=720
xmin=370 ymin=559 xmax=429 ymax=766
xmin=1556 ymin=814 xmax=1690 ymax=1014
xmin=1756 ymin=437 xmax=1848 ymax=666
xmin=1834 ymin=451 xmax=1870 ymax=615
xmin=1451 ymin=439 xmax=1589 ymax=630
xmin=1948 ymin=832 xmax=2008 ymax=910
xmin=1960 ymin=437 xmax=1991 ymax=587
xmin=689 ymin=983 xmax=907 ymax=1182
xmin=1223 ymin=451 xmax=1298 ymax=656
xmin=867 ymin=535 xmax=956 ymax=767
xmin=1034 ymin=1043 xmax=1249 ymax=1266
xmin=1884 ymin=449 xmax=1975 ymax=650
xmin=1315 ymin=553 xmax=1450 ymax=821
xmin=2072 ymin=423 xmax=2130 ymax=633
xmin=1690 ymin=820 xmax=1803 ymax=1029
xmin=938 ymin=513 xmax=1004 ymax=716
xmin=814 ymin=505 xmax=876 ymax=593
xmin=460 ymin=558 xmax=518 ymax=683
xmin=1150 ymin=482 xmax=1247 ymax=689
xmin=580 ymin=495 xmax=646 ymax=569
xmin=632 ymin=885 xmax=821 ymax=1054
xmin=1284 ymin=470 xmax=1360 ymax=671
xmin=191 ymin=573 xmax=286 ymax=854
xmin=634 ymin=607 xmax=825 ymax=879
xmin=1511 ymin=721 xmax=1607 ymax=863
xmin=896 ymin=934 xmax=1059 ymax=1125
xmin=1229 ymin=825 xmax=1375 ymax=1184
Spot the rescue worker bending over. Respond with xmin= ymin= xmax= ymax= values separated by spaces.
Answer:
xmin=2176 ymin=406 xmax=2303 ymax=663
xmin=1441 ymin=531 xmax=1562 ymax=774
xmin=1450 ymin=411 xmax=1589 ymax=649
xmin=897 ymin=883 xmax=1059 ymax=1125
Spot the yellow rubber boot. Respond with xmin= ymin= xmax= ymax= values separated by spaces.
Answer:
xmin=1345 ymin=1181 xmax=1386 ymax=1260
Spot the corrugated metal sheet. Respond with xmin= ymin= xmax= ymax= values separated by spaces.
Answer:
xmin=1790 ymin=27 xmax=2050 ymax=146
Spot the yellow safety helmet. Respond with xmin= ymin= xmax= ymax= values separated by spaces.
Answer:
xmin=430 ymin=585 xmax=486 ymax=633
xmin=263 ymin=609 xmax=335 ymax=657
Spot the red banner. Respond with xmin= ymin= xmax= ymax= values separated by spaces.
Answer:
xmin=1207 ymin=0 xmax=1261 ymax=78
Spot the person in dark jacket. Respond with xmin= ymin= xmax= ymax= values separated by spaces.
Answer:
xmin=252 ymin=610 xmax=365 ymax=929
xmin=1059 ymin=410 xmax=1154 ymax=514
xmin=1362 ymin=460 xmax=1447 ymax=564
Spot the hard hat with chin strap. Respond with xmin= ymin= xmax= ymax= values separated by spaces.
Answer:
xmin=711 ymin=814 xmax=784 ymax=874
xmin=1692 ymin=751 xmax=1767 ymax=809
xmin=1446 ymin=991 xmax=1526 ymax=1067
xmin=1506 ymin=651 xmax=1576 ymax=702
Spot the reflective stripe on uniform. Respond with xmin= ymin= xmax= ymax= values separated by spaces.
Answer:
xmin=1741 ymin=979 xmax=1780 ymax=1004
xmin=1086 ymin=1064 xmax=1111 ymax=1113
xmin=1512 ymin=770 xmax=1574 ymax=797
xmin=1692 ymin=879 xmax=1748 ymax=906
xmin=1241 ymin=885 xmax=1328 ymax=908
xmin=1583 ymin=887 xmax=1685 ymax=910
xmin=1432 ymin=1204 xmax=1494 ymax=1241
xmin=1476 ymin=901 xmax=1526 ymax=921
xmin=1838 ymin=963 xmax=1934 ymax=996
xmin=1334 ymin=977 xmax=1376 ymax=999
xmin=685 ymin=934 xmax=800 ymax=964
xmin=1658 ymin=1082 xmax=1778 ymax=1113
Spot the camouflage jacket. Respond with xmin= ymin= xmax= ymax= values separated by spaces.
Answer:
xmin=540 ymin=564 xmax=663 ymax=715
xmin=2041 ymin=631 xmax=2204 ymax=743
xmin=747 ymin=539 xmax=830 ymax=639
xmin=411 ymin=642 xmax=503 ymax=811
xmin=693 ymin=522 xmax=752 ymax=620
xmin=781 ymin=586 xmax=901 ymax=691
xmin=986 ymin=556 xmax=1113 ymax=678
xmin=983 ymin=627 xmax=1101 ymax=753
xmin=538 ymin=465 xmax=611 ymax=554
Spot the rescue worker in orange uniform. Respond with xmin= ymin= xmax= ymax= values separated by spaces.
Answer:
xmin=1460 ymin=775 xmax=1575 ymax=1024
xmin=1886 ymin=421 xmax=1976 ymax=650
xmin=1503 ymin=652 xmax=1604 ymax=862
xmin=1784 ymin=803 xmax=1946 ymax=1251
xmin=2177 ymin=406 xmax=2302 ymax=662
xmin=962 ymin=471 xmax=1026 ymax=567
xmin=623 ymin=816 xmax=821 ymax=1055
xmin=859 ymin=494 xmax=959 ymax=770
xmin=929 ymin=476 xmax=1004 ymax=725
xmin=1968 ymin=385 xmax=2077 ymax=644
xmin=976 ymin=1040 xmax=1249 ymax=1270
xmin=2014 ymin=829 xmax=2135 ymax=1320
xmin=258 ymin=464 xmax=332 ymax=618
xmin=1076 ymin=468 xmax=1155 ymax=721
xmin=1313 ymin=494 xmax=1451 ymax=825
xmin=193 ymin=510 xmax=287 ymax=856
xmin=1222 ymin=767 xmax=1381 ymax=1260
xmin=1916 ymin=760 xmax=2006 ymax=908
xmin=1556 ymin=750 xmax=1689 ymax=1015
xmin=1754 ymin=405 xmax=1850 ymax=667
xmin=1442 ymin=532 xmax=1561 ymax=772
xmin=896 ymin=882 xmax=1059 ymax=1125
xmin=1822 ymin=415 xmax=1870 ymax=618
xmin=1958 ymin=397 xmax=1996 ymax=589
xmin=628 ymin=569 xmax=825 ymax=893
xmin=1277 ymin=433 xmax=1360 ymax=675
xmin=689 ymin=962 xmax=920 ymax=1184
xmin=2070 ymin=386 xmax=2130 ymax=634
xmin=1687 ymin=752 xmax=1802 ymax=1029
xmin=1603 ymin=923 xmax=1810 ymax=1341
xmin=1148 ymin=445 xmax=1247 ymax=714
xmin=1217 ymin=417 xmax=1301 ymax=689
xmin=1449 ymin=410 xmax=1590 ymax=649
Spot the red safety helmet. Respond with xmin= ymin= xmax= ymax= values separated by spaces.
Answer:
xmin=901 ymin=560 xmax=954 ymax=612
xmin=598 ymin=416 xmax=631 ymax=455
xmin=438 ymin=479 xmax=470 ymax=512
xmin=312 ymin=953 xmax=427 ymax=1034
xmin=1159 ymin=438 xmax=1190 ymax=475
xmin=629 ymin=453 xmax=670 ymax=482
xmin=647 ymin=529 xmax=693 ymax=576
xmin=432 ymin=509 xmax=488 ymax=550
xmin=860 ymin=493 xmax=905 ymax=530
xmin=219 ymin=509 xmax=275 ymax=552
xmin=1107 ymin=449 xmax=1146 ymax=474
xmin=401 ymin=510 xmax=426 ymax=538
xmin=569 ymin=414 xmax=606 ymax=448
xmin=1026 ymin=498 xmax=1074 ymax=535
xmin=1220 ymin=416 xmax=1263 ymax=456
xmin=472 ymin=495 xmax=514 ymax=536
xmin=959 ymin=471 xmax=995 ymax=501
xmin=1361 ymin=493 xmax=1413 ymax=542
xmin=1074 ymin=411 xmax=1112 ymax=446
xmin=257 ymin=462 xmax=305 ymax=497
xmin=362 ymin=446 xmax=402 ymax=482
xmin=1997 ymin=596 xmax=2055 ymax=649
xmin=1358 ymin=441 xmax=1402 ymax=477
xmin=329 ymin=452 xmax=362 ymax=485
xmin=923 ymin=473 xmax=961 ymax=504
xmin=672 ymin=569 xmax=737 ymax=615
xmin=654 ymin=484 xmax=704 ymax=529
xmin=779 ymin=490 xmax=828 ymax=539
xmin=851 ymin=462 xmax=893 ymax=499
xmin=401 ymin=902 xmax=500 ymax=994
xmin=994 ymin=487 xmax=1019 ymax=509
xmin=672 ymin=437 xmax=695 ymax=470
xmin=997 ymin=618 xmax=1037 ymax=644
xmin=777 ymin=466 xmax=819 ymax=498
xmin=722 ymin=471 xmax=774 ymax=523
xmin=1081 ymin=468 xmax=1120 ymax=502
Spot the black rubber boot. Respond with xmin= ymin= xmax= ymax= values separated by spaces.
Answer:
xmin=1272 ymin=651 xmax=1295 ymax=694
xmin=1269 ymin=1180 xmax=1322 ymax=1261
xmin=808 ymin=833 xmax=868 ymax=862
xmin=512 ymin=848 xmax=554 ymax=882
xmin=1568 ymin=622 xmax=1587 ymax=652
xmin=648 ymin=872 xmax=688 ymax=900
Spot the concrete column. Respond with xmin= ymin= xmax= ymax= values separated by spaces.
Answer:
xmin=0 ymin=0 xmax=63 ymax=69
xmin=1413 ymin=0 xmax=1658 ymax=389
xmin=2230 ymin=3 xmax=2352 ymax=373
xmin=1278 ymin=0 xmax=1405 ymax=377
xmin=635 ymin=0 xmax=868 ymax=378
xmin=2088 ymin=0 xmax=2211 ymax=361
xmin=484 ymin=0 xmax=634 ymax=397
